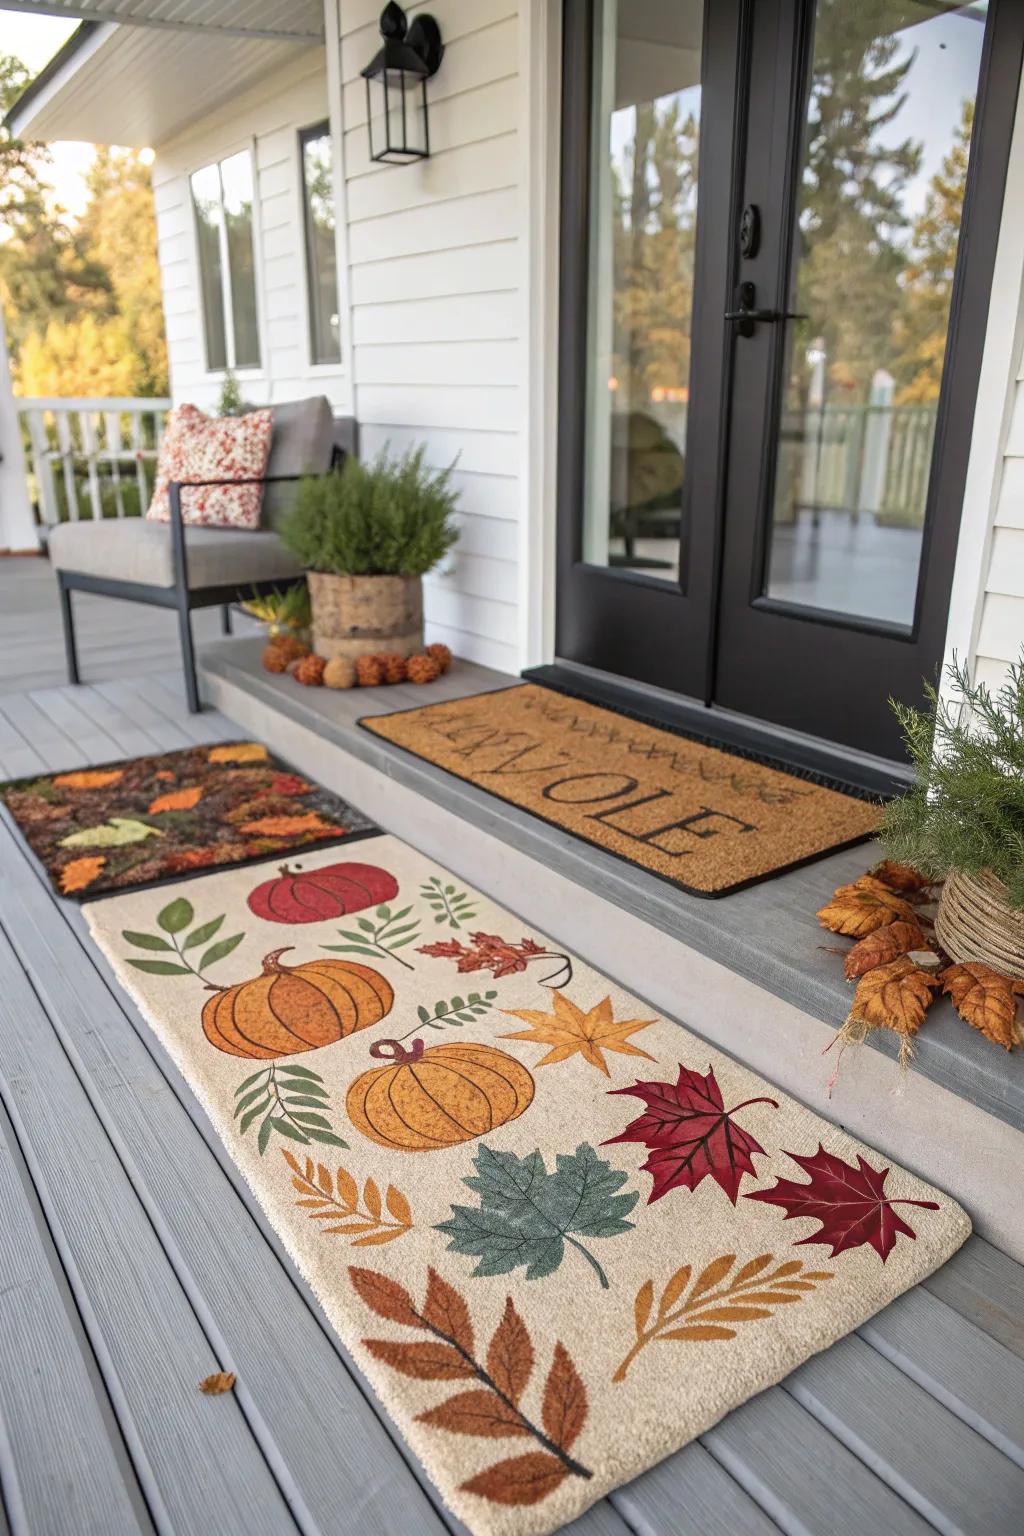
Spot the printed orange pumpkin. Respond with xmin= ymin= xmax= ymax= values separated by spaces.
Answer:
xmin=202 ymin=947 xmax=393 ymax=1059
xmin=346 ymin=1038 xmax=534 ymax=1151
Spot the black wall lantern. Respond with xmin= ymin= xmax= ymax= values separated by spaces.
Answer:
xmin=362 ymin=3 xmax=444 ymax=165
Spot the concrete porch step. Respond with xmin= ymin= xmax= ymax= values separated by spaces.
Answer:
xmin=200 ymin=636 xmax=1024 ymax=1263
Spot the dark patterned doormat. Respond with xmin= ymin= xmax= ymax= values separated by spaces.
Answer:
xmin=361 ymin=685 xmax=881 ymax=897
xmin=1 ymin=740 xmax=378 ymax=900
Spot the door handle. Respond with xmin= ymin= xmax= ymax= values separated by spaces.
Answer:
xmin=725 ymin=282 xmax=806 ymax=337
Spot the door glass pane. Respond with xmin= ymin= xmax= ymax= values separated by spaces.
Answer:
xmin=301 ymin=126 xmax=342 ymax=365
xmin=582 ymin=0 xmax=705 ymax=583
xmin=191 ymin=163 xmax=227 ymax=372
xmin=765 ymin=0 xmax=987 ymax=627
xmin=220 ymin=150 xmax=261 ymax=370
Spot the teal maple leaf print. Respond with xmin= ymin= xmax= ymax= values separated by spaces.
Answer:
xmin=435 ymin=1142 xmax=638 ymax=1290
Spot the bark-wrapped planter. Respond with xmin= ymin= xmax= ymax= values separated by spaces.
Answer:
xmin=935 ymin=868 xmax=1024 ymax=975
xmin=307 ymin=572 xmax=423 ymax=661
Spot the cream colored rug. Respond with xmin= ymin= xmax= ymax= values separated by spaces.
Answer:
xmin=86 ymin=835 xmax=970 ymax=1536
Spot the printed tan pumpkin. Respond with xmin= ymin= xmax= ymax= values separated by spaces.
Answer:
xmin=202 ymin=947 xmax=393 ymax=1059
xmin=346 ymin=1038 xmax=534 ymax=1151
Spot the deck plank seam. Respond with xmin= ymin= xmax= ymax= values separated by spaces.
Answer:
xmin=0 ymin=900 xmax=315 ymax=1536
xmin=0 ymin=1382 xmax=29 ymax=1536
xmin=780 ymin=1374 xmax=969 ymax=1536
xmin=0 ymin=978 xmax=171 ymax=1536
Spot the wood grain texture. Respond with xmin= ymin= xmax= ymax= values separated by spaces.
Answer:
xmin=859 ymin=1288 xmax=1024 ymax=1466
xmin=790 ymin=1334 xmax=1024 ymax=1534
xmin=923 ymin=1238 xmax=1024 ymax=1360
xmin=0 ymin=1097 xmax=150 ymax=1536
xmin=0 ymin=916 xmax=297 ymax=1536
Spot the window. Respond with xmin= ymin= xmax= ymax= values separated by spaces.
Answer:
xmin=299 ymin=123 xmax=342 ymax=365
xmin=191 ymin=150 xmax=261 ymax=372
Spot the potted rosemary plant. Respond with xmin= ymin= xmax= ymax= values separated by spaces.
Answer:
xmin=881 ymin=653 xmax=1024 ymax=974
xmin=279 ymin=445 xmax=458 ymax=661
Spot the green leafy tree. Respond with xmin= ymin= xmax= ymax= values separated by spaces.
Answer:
xmin=893 ymin=97 xmax=974 ymax=405
xmin=0 ymin=53 xmax=108 ymax=355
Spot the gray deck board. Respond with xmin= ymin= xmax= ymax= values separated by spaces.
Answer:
xmin=0 ymin=1097 xmax=151 ymax=1536
xmin=704 ymin=1388 xmax=932 ymax=1536
xmin=923 ymin=1238 xmax=1024 ymax=1360
xmin=859 ymin=1288 xmax=1024 ymax=1466
xmin=0 ymin=556 xmax=1023 ymax=1535
xmin=0 ymin=921 xmax=297 ymax=1536
xmin=789 ymin=1335 xmax=1024 ymax=1534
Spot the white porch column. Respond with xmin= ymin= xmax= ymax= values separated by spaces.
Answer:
xmin=0 ymin=308 xmax=38 ymax=552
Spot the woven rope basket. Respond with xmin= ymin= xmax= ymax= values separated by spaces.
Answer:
xmin=935 ymin=869 xmax=1024 ymax=975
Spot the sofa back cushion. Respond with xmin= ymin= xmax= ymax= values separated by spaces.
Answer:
xmin=146 ymin=404 xmax=273 ymax=528
xmin=260 ymin=395 xmax=337 ymax=531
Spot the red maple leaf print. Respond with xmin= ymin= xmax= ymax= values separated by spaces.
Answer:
xmin=604 ymin=1064 xmax=778 ymax=1205
xmin=745 ymin=1144 xmax=940 ymax=1262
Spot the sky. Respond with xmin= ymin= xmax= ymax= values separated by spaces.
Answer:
xmin=4 ymin=11 xmax=96 ymax=216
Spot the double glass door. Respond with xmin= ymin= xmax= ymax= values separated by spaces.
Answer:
xmin=556 ymin=0 xmax=1022 ymax=760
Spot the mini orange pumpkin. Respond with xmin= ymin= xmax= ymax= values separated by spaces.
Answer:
xmin=202 ymin=947 xmax=393 ymax=1059
xmin=346 ymin=1038 xmax=534 ymax=1151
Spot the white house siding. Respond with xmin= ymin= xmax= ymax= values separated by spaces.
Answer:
xmin=337 ymin=0 xmax=524 ymax=671
xmin=943 ymin=65 xmax=1024 ymax=700
xmin=151 ymin=49 xmax=352 ymax=417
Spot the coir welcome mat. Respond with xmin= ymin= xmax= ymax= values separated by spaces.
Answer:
xmin=1 ymin=740 xmax=377 ymax=900
xmin=87 ymin=837 xmax=967 ymax=1536
xmin=359 ymin=685 xmax=881 ymax=897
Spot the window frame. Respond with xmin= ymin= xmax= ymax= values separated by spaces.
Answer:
xmin=189 ymin=141 xmax=264 ymax=377
xmin=298 ymin=119 xmax=344 ymax=369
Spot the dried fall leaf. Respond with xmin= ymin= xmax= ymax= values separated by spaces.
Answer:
xmin=52 ymin=768 xmax=124 ymax=790
xmin=817 ymin=876 xmax=917 ymax=939
xmin=239 ymin=813 xmax=337 ymax=837
xmin=148 ymin=786 xmax=203 ymax=814
xmin=843 ymin=920 xmax=928 ymax=979
xmin=199 ymin=1371 xmax=236 ymax=1395
xmin=871 ymin=860 xmax=934 ymax=895
xmin=847 ymin=955 xmax=940 ymax=1042
xmin=59 ymin=854 xmax=106 ymax=893
xmin=940 ymin=962 xmax=1024 ymax=1051
xmin=460 ymin=1451 xmax=568 ymax=1507
xmin=209 ymin=742 xmax=269 ymax=764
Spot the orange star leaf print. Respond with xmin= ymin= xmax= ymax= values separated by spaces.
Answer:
xmin=500 ymin=992 xmax=657 ymax=1076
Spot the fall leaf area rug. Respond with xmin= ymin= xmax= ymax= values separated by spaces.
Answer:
xmin=84 ymin=836 xmax=970 ymax=1536
xmin=0 ymin=740 xmax=378 ymax=899
xmin=359 ymin=684 xmax=882 ymax=897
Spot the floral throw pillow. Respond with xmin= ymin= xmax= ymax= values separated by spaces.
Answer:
xmin=146 ymin=404 xmax=273 ymax=529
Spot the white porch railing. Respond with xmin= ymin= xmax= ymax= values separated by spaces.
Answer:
xmin=16 ymin=397 xmax=172 ymax=526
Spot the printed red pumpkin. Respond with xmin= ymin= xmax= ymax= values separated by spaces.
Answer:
xmin=247 ymin=860 xmax=399 ymax=924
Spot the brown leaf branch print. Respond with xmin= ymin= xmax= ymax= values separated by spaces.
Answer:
xmin=612 ymin=1252 xmax=833 ymax=1382
xmin=282 ymin=1150 xmax=413 ymax=1246
xmin=350 ymin=1266 xmax=593 ymax=1505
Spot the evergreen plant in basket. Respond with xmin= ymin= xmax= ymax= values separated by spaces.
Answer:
xmin=881 ymin=652 xmax=1024 ymax=973
xmin=279 ymin=446 xmax=459 ymax=661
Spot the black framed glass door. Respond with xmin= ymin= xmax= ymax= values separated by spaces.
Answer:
xmin=555 ymin=0 xmax=744 ymax=697
xmin=554 ymin=0 xmax=1024 ymax=762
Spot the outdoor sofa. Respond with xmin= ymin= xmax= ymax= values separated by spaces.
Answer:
xmin=47 ymin=397 xmax=355 ymax=712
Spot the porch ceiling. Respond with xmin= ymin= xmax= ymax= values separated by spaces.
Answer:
xmin=4 ymin=13 xmax=322 ymax=146
xmin=0 ymin=0 xmax=324 ymax=44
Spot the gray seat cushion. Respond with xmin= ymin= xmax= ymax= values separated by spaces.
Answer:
xmin=49 ymin=518 xmax=302 ymax=590
xmin=261 ymin=396 xmax=336 ymax=531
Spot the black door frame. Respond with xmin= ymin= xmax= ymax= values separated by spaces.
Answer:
xmin=713 ymin=0 xmax=1024 ymax=760
xmin=542 ymin=0 xmax=1024 ymax=767
xmin=552 ymin=0 xmax=747 ymax=700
